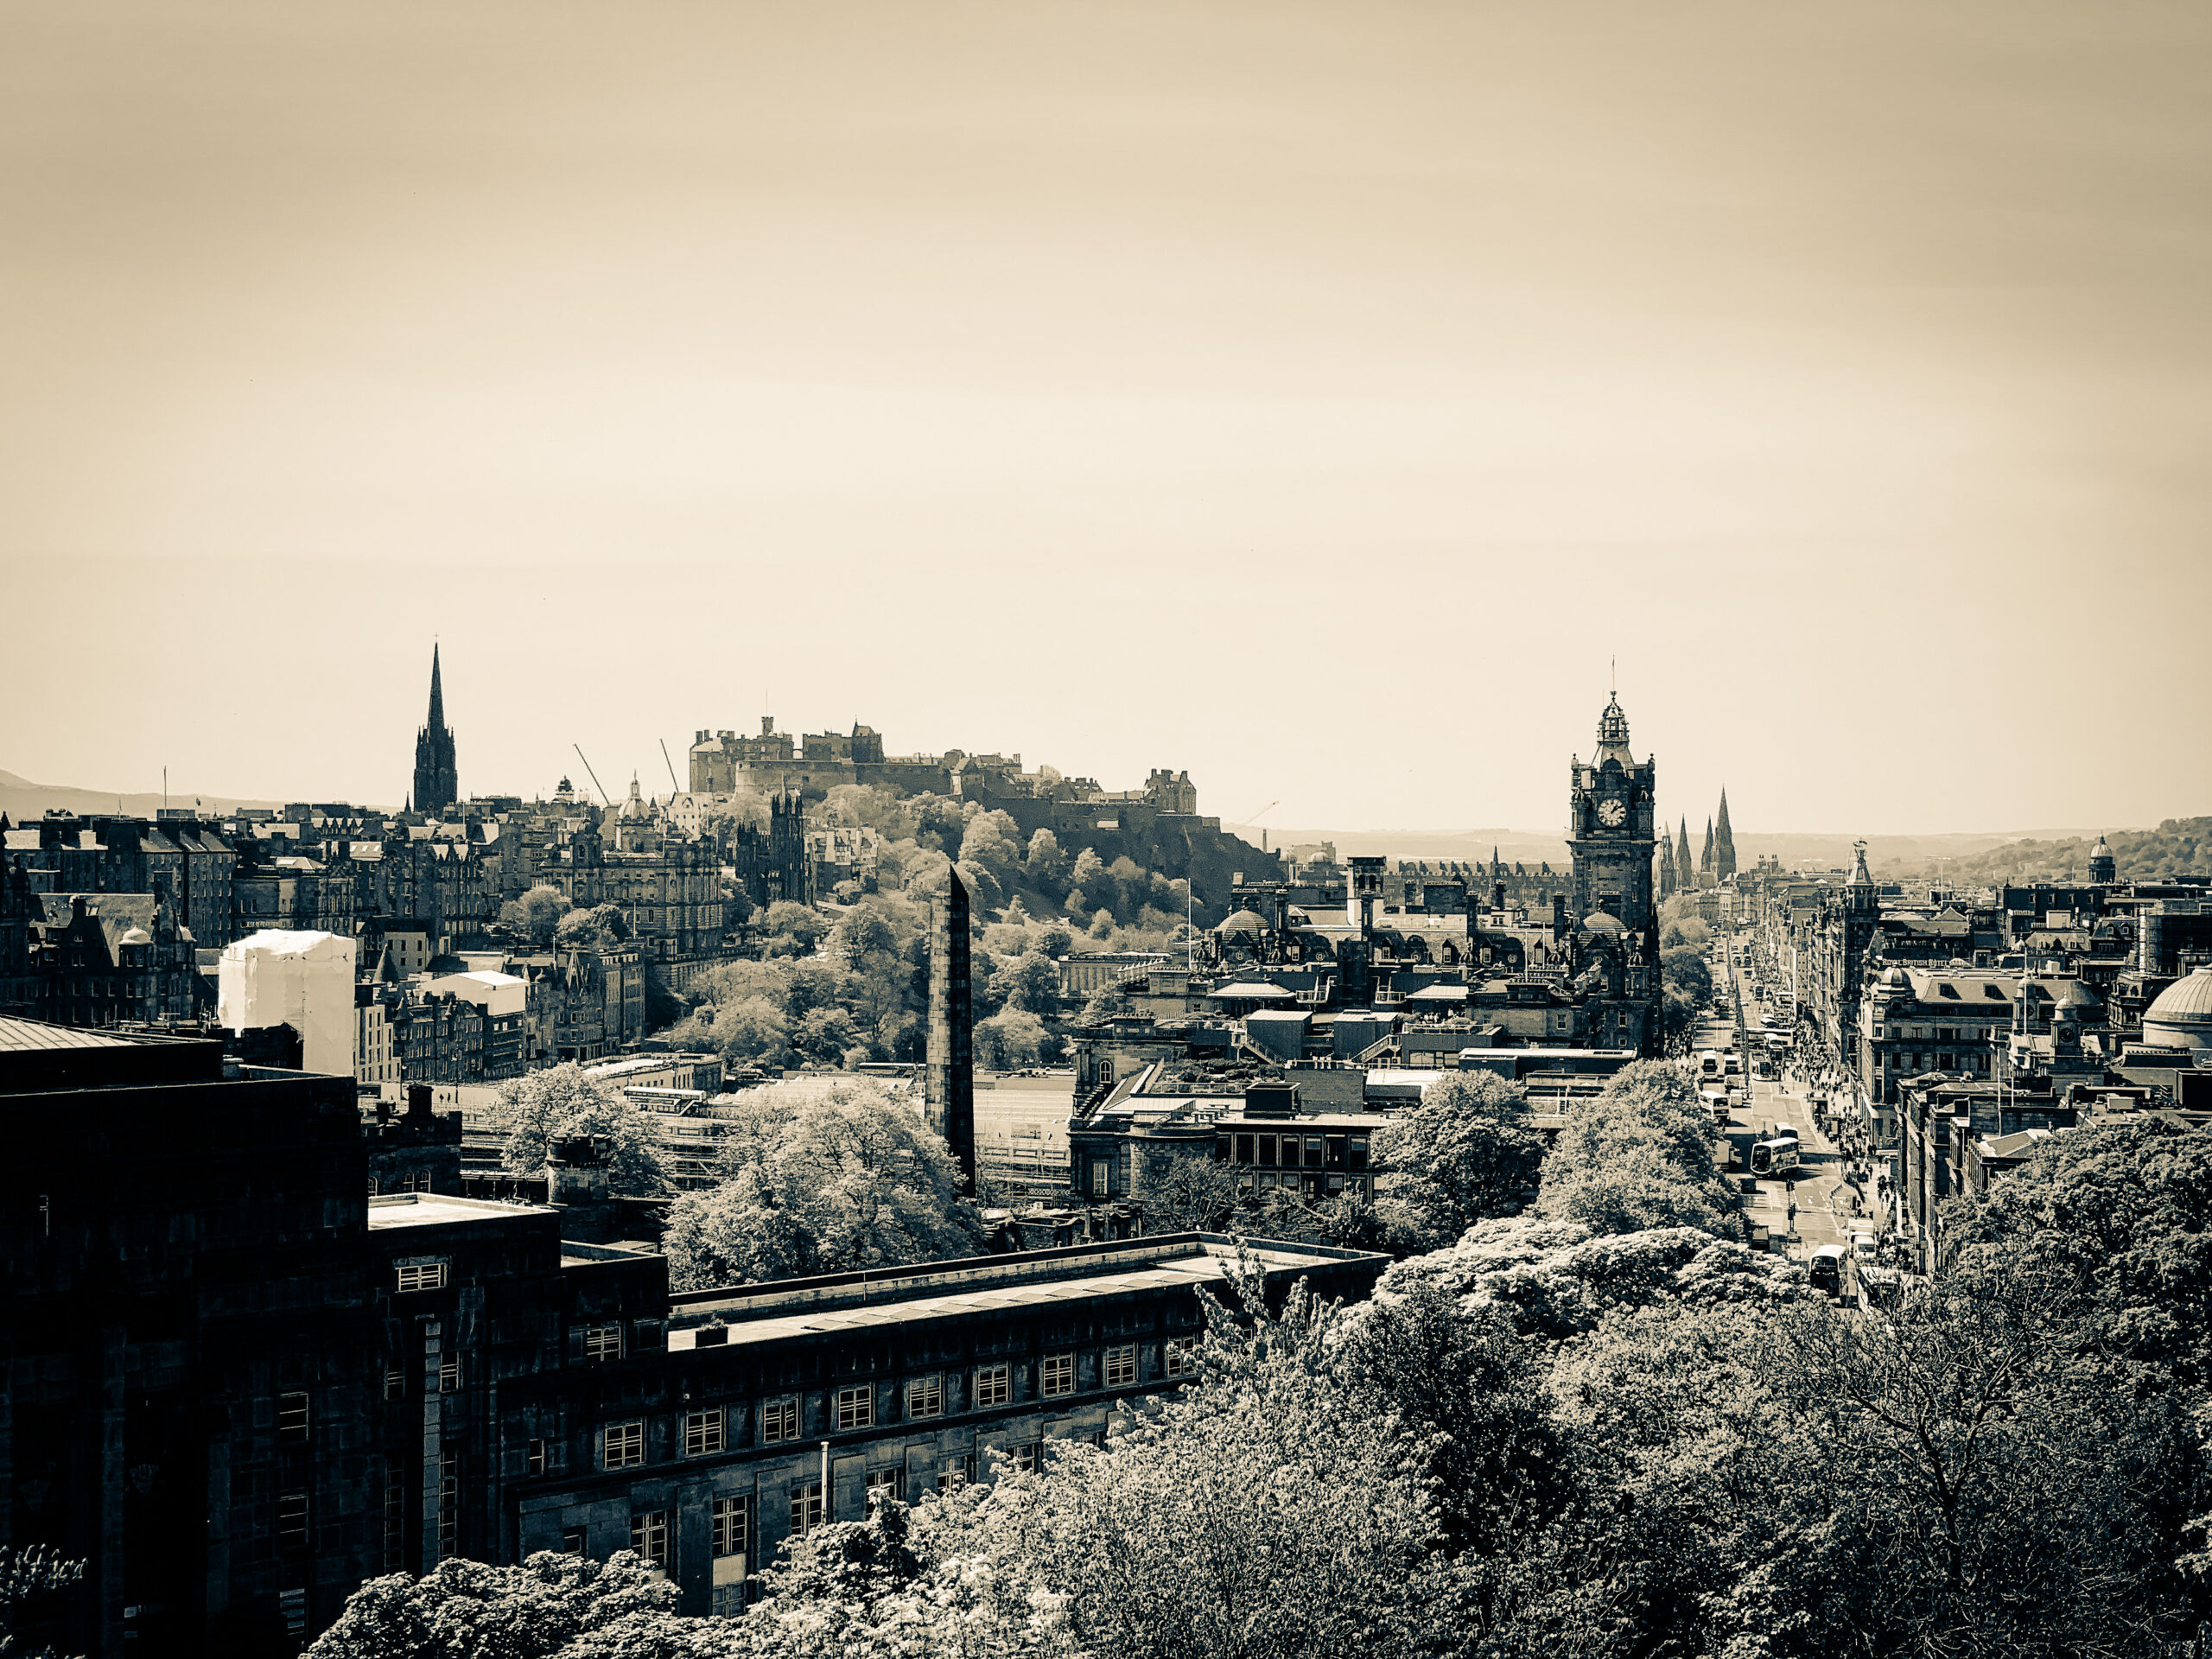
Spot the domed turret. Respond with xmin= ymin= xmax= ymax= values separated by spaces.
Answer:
xmin=2088 ymin=836 xmax=2117 ymax=884
xmin=1217 ymin=907 xmax=1268 ymax=940
xmin=2143 ymin=966 xmax=2212 ymax=1051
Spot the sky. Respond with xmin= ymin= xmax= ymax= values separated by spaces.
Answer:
xmin=2 ymin=1 xmax=2208 ymax=836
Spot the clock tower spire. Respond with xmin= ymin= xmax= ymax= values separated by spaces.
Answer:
xmin=1567 ymin=688 xmax=1658 ymax=938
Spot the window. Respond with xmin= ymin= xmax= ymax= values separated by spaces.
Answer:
xmin=835 ymin=1385 xmax=874 ymax=1431
xmin=277 ymin=1390 xmax=310 ymax=1444
xmin=711 ymin=1496 xmax=750 ymax=1560
xmin=1276 ymin=1135 xmax=1296 ymax=1168
xmin=712 ymin=1584 xmax=747 ymax=1617
xmin=1235 ymin=1134 xmax=1254 ymax=1163
xmin=631 ymin=1510 xmax=670 ymax=1571
xmin=1090 ymin=1161 xmax=1111 ymax=1197
xmin=279 ymin=1587 xmax=307 ymax=1640
xmin=603 ymin=1420 xmax=645 ymax=1470
xmin=1165 ymin=1336 xmax=1199 ymax=1376
xmin=382 ymin=1465 xmax=405 ymax=1571
xmin=276 ymin=1491 xmax=308 ymax=1550
xmin=906 ymin=1375 xmax=944 ymax=1419
xmin=1103 ymin=1344 xmax=1138 ymax=1389
xmin=865 ymin=1468 xmax=902 ymax=1508
xmin=791 ymin=1480 xmax=823 ymax=1536
xmin=1348 ymin=1135 xmax=1370 ymax=1172
xmin=974 ymin=1363 xmax=1011 ymax=1408
xmin=437 ymin=1450 xmax=459 ymax=1558
xmin=439 ymin=1351 xmax=462 ymax=1393
xmin=581 ymin=1323 xmax=624 ymax=1363
xmin=526 ymin=1439 xmax=547 ymax=1477
xmin=1258 ymin=1135 xmax=1277 ymax=1167
xmin=561 ymin=1529 xmax=586 ymax=1556
xmin=1040 ymin=1352 xmax=1075 ymax=1397
xmin=1009 ymin=1442 xmax=1039 ymax=1474
xmin=684 ymin=1408 xmax=726 ymax=1458
xmin=761 ymin=1396 xmax=800 ymax=1443
xmin=1305 ymin=1137 xmax=1324 ymax=1165
xmin=941 ymin=1453 xmax=977 ymax=1487
xmin=397 ymin=1260 xmax=447 ymax=1294
xmin=385 ymin=1367 xmax=405 ymax=1401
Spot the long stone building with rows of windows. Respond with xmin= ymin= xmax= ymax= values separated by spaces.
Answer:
xmin=3 ymin=1016 xmax=1382 ymax=1656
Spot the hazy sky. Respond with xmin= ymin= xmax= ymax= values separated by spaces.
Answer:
xmin=3 ymin=1 xmax=2207 ymax=835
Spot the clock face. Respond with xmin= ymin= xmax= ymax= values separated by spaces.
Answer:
xmin=1598 ymin=798 xmax=1627 ymax=828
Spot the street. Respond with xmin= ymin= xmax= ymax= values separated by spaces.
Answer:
xmin=1695 ymin=940 xmax=1872 ymax=1264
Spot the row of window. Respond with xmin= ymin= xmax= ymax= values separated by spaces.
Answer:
xmin=599 ymin=1344 xmax=1193 ymax=1470
xmin=1217 ymin=1132 xmax=1370 ymax=1172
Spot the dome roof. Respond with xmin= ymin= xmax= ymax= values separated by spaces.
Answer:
xmin=2090 ymin=836 xmax=2113 ymax=856
xmin=2143 ymin=966 xmax=2212 ymax=1048
xmin=118 ymin=925 xmax=152 ymax=946
xmin=1580 ymin=911 xmax=1626 ymax=935
xmin=1217 ymin=908 xmax=1268 ymax=938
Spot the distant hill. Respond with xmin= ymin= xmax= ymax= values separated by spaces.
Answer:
xmin=0 ymin=769 xmax=287 ymax=823
xmin=1271 ymin=823 xmax=2197 ymax=882
xmin=1873 ymin=819 xmax=2212 ymax=886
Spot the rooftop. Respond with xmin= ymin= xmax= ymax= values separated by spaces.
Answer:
xmin=366 ymin=1192 xmax=556 ymax=1230
xmin=0 ymin=1017 xmax=139 ymax=1052
xmin=666 ymin=1235 xmax=1380 ymax=1350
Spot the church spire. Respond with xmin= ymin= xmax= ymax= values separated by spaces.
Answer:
xmin=413 ymin=641 xmax=459 ymax=817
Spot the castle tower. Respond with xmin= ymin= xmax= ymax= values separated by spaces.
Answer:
xmin=411 ymin=645 xmax=459 ymax=817
xmin=1714 ymin=789 xmax=1737 ymax=880
xmin=925 ymin=868 xmax=976 ymax=1191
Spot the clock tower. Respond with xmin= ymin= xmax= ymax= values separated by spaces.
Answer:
xmin=1567 ymin=691 xmax=1658 ymax=938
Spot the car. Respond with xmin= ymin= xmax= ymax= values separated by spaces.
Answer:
xmin=1851 ymin=1232 xmax=1878 ymax=1259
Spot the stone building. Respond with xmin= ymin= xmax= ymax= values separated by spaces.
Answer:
xmin=0 ymin=877 xmax=205 ymax=1026
xmin=5 ymin=1014 xmax=1384 ymax=1652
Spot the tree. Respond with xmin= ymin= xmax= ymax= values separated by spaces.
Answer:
xmin=1370 ymin=1071 xmax=1543 ymax=1248
xmin=555 ymin=903 xmax=629 ymax=951
xmin=793 ymin=1006 xmax=863 ymax=1065
xmin=1660 ymin=944 xmax=1713 ymax=1007
xmin=1064 ymin=848 xmax=1109 ymax=915
xmin=973 ymin=1007 xmax=1047 ymax=1071
xmin=490 ymin=1064 xmax=669 ymax=1195
xmin=1 ymin=1543 xmax=86 ymax=1659
xmin=706 ymin=995 xmax=788 ymax=1065
xmin=661 ymin=1083 xmax=985 ymax=1289
xmin=966 ymin=1273 xmax=1451 ymax=1659
xmin=499 ymin=883 xmax=573 ymax=947
xmin=957 ymin=811 xmax=1023 ymax=890
xmin=304 ymin=1552 xmax=719 ymax=1659
xmin=1537 ymin=1060 xmax=1738 ymax=1239
xmin=761 ymin=900 xmax=829 ymax=953
xmin=999 ymin=951 xmax=1062 ymax=1014
xmin=1944 ymin=1116 xmax=2212 ymax=1383
xmin=1024 ymin=827 xmax=1068 ymax=889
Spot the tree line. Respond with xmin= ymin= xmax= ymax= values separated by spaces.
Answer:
xmin=308 ymin=1108 xmax=2212 ymax=1657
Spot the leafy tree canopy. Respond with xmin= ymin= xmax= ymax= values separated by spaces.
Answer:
xmin=491 ymin=1064 xmax=669 ymax=1196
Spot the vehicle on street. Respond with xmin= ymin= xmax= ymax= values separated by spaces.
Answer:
xmin=1698 ymin=1050 xmax=1721 ymax=1081
xmin=1808 ymin=1244 xmax=1847 ymax=1293
xmin=1851 ymin=1231 xmax=1878 ymax=1259
xmin=1750 ymin=1137 xmax=1800 ymax=1176
xmin=1724 ymin=1054 xmax=1742 ymax=1076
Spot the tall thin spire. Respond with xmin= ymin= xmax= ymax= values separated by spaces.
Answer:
xmin=428 ymin=642 xmax=446 ymax=729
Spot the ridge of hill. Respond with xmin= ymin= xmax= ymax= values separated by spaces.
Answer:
xmin=0 ymin=769 xmax=287 ymax=823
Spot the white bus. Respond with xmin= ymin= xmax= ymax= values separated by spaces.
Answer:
xmin=1750 ymin=1137 xmax=1800 ymax=1176
xmin=1698 ymin=1050 xmax=1722 ymax=1082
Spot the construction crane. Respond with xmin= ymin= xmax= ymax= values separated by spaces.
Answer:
xmin=658 ymin=738 xmax=683 ymax=796
xmin=1228 ymin=801 xmax=1281 ymax=856
xmin=573 ymin=744 xmax=613 ymax=807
